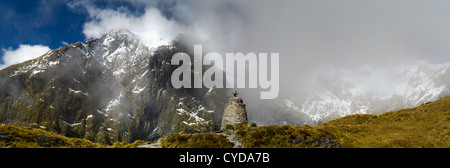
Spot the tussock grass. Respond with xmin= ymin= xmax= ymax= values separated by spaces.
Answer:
xmin=0 ymin=125 xmax=149 ymax=148
xmin=236 ymin=124 xmax=338 ymax=148
xmin=0 ymin=125 xmax=102 ymax=148
xmin=162 ymin=95 xmax=450 ymax=148
xmin=160 ymin=132 xmax=234 ymax=148
xmin=319 ymin=96 xmax=450 ymax=148
xmin=3 ymin=95 xmax=449 ymax=148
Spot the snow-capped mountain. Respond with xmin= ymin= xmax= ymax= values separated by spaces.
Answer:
xmin=1 ymin=28 xmax=450 ymax=144
xmin=0 ymin=29 xmax=228 ymax=144
xmin=257 ymin=62 xmax=450 ymax=126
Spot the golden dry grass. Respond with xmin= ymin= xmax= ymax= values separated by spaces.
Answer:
xmin=319 ymin=96 xmax=450 ymax=148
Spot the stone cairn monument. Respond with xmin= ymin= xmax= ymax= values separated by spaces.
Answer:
xmin=220 ymin=90 xmax=248 ymax=130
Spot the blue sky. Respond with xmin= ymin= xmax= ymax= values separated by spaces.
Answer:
xmin=0 ymin=0 xmax=153 ymax=50
xmin=0 ymin=0 xmax=89 ymax=67
xmin=0 ymin=0 xmax=155 ymax=67
xmin=3 ymin=0 xmax=450 ymax=109
xmin=0 ymin=0 xmax=238 ymax=69
xmin=2 ymin=0 xmax=450 ymax=70
xmin=0 ymin=0 xmax=85 ymax=50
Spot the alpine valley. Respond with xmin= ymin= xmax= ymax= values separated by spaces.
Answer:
xmin=1 ymin=29 xmax=450 ymax=145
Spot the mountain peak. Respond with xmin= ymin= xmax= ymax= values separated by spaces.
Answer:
xmin=99 ymin=29 xmax=138 ymax=45
xmin=0 ymin=33 xmax=225 ymax=144
xmin=106 ymin=29 xmax=135 ymax=38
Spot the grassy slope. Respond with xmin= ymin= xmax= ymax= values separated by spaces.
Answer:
xmin=166 ymin=95 xmax=450 ymax=148
xmin=320 ymin=96 xmax=450 ymax=148
xmin=2 ymin=95 xmax=449 ymax=148
xmin=160 ymin=132 xmax=234 ymax=148
xmin=0 ymin=125 xmax=149 ymax=148
xmin=0 ymin=125 xmax=102 ymax=148
xmin=236 ymin=95 xmax=449 ymax=148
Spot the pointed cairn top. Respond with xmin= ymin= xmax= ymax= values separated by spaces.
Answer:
xmin=233 ymin=90 xmax=239 ymax=98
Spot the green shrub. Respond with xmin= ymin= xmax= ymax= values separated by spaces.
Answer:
xmin=225 ymin=124 xmax=234 ymax=131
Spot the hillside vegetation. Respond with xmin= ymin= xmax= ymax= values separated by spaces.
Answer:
xmin=160 ymin=131 xmax=234 ymax=148
xmin=0 ymin=125 xmax=101 ymax=148
xmin=162 ymin=95 xmax=450 ymax=148
xmin=2 ymin=95 xmax=449 ymax=148
xmin=0 ymin=125 xmax=148 ymax=148
xmin=319 ymin=96 xmax=450 ymax=148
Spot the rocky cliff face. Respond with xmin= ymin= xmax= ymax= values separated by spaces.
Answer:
xmin=0 ymin=29 xmax=228 ymax=144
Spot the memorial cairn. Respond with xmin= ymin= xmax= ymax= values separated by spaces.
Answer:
xmin=220 ymin=90 xmax=248 ymax=131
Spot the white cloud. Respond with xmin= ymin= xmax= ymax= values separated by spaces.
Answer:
xmin=82 ymin=6 xmax=185 ymax=49
xmin=0 ymin=44 xmax=51 ymax=70
xmin=69 ymin=0 xmax=450 ymax=67
xmin=61 ymin=41 xmax=69 ymax=46
xmin=61 ymin=0 xmax=450 ymax=123
xmin=75 ymin=1 xmax=245 ymax=52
